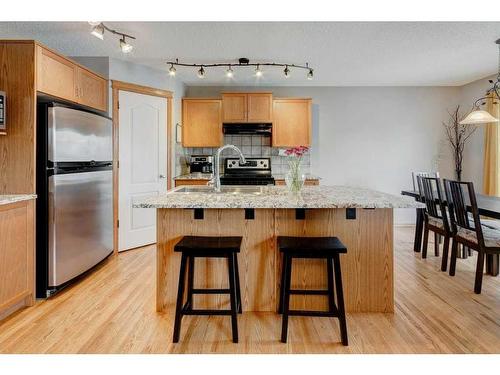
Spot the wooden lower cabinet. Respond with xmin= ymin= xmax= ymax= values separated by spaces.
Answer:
xmin=157 ymin=208 xmax=394 ymax=313
xmin=0 ymin=199 xmax=35 ymax=321
xmin=174 ymin=179 xmax=209 ymax=187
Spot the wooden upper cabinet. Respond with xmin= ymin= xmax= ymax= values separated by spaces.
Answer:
xmin=36 ymin=45 xmax=108 ymax=112
xmin=222 ymin=93 xmax=273 ymax=123
xmin=272 ymin=98 xmax=312 ymax=147
xmin=76 ymin=67 xmax=108 ymax=112
xmin=247 ymin=93 xmax=273 ymax=122
xmin=182 ymin=99 xmax=223 ymax=147
xmin=37 ymin=46 xmax=78 ymax=102
xmin=222 ymin=93 xmax=247 ymax=123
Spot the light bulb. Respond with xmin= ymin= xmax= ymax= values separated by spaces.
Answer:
xmin=307 ymin=69 xmax=313 ymax=80
xmin=91 ymin=24 xmax=105 ymax=40
xmin=226 ymin=66 xmax=234 ymax=78
xmin=120 ymin=37 xmax=133 ymax=53
xmin=255 ymin=65 xmax=262 ymax=77
xmin=168 ymin=64 xmax=176 ymax=76
xmin=284 ymin=65 xmax=290 ymax=78
xmin=197 ymin=66 xmax=205 ymax=79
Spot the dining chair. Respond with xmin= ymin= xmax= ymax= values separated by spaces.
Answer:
xmin=412 ymin=171 xmax=440 ymax=193
xmin=443 ymin=179 xmax=500 ymax=294
xmin=418 ymin=176 xmax=451 ymax=269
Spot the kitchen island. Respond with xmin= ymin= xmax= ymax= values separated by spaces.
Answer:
xmin=136 ymin=185 xmax=421 ymax=313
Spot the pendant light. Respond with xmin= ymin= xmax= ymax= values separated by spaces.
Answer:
xmin=119 ymin=37 xmax=133 ymax=53
xmin=197 ymin=66 xmax=205 ymax=79
xmin=168 ymin=64 xmax=176 ymax=76
xmin=255 ymin=64 xmax=262 ymax=77
xmin=460 ymin=38 xmax=500 ymax=125
xmin=226 ymin=65 xmax=234 ymax=78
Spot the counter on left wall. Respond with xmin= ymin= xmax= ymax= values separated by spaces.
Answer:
xmin=0 ymin=194 xmax=37 ymax=206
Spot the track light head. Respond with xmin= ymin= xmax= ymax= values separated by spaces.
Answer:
xmin=226 ymin=65 xmax=234 ymax=78
xmin=307 ymin=69 xmax=314 ymax=80
xmin=91 ymin=24 xmax=105 ymax=40
xmin=255 ymin=65 xmax=263 ymax=77
xmin=284 ymin=65 xmax=290 ymax=78
xmin=197 ymin=66 xmax=205 ymax=79
xmin=168 ymin=64 xmax=176 ymax=77
xmin=119 ymin=37 xmax=133 ymax=53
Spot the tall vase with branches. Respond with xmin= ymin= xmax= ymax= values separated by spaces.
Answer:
xmin=442 ymin=105 xmax=477 ymax=181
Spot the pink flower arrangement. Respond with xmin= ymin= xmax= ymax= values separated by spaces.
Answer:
xmin=284 ymin=146 xmax=309 ymax=158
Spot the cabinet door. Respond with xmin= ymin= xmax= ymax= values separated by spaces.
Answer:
xmin=37 ymin=46 xmax=77 ymax=102
xmin=0 ymin=200 xmax=34 ymax=317
xmin=272 ymin=99 xmax=312 ymax=147
xmin=77 ymin=68 xmax=108 ymax=112
xmin=182 ymin=99 xmax=222 ymax=147
xmin=247 ymin=93 xmax=273 ymax=123
xmin=222 ymin=93 xmax=247 ymax=123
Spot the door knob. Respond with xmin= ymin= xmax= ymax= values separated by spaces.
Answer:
xmin=159 ymin=174 xmax=166 ymax=179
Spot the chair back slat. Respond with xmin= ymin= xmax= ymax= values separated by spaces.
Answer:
xmin=418 ymin=176 xmax=450 ymax=231
xmin=443 ymin=179 xmax=485 ymax=246
xmin=412 ymin=171 xmax=440 ymax=194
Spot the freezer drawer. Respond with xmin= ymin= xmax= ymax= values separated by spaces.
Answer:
xmin=48 ymin=105 xmax=112 ymax=163
xmin=48 ymin=170 xmax=113 ymax=287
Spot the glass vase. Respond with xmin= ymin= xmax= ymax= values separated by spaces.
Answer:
xmin=285 ymin=160 xmax=305 ymax=194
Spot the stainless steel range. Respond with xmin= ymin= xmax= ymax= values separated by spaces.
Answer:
xmin=220 ymin=157 xmax=275 ymax=185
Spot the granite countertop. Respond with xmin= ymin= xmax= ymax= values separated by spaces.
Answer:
xmin=0 ymin=194 xmax=37 ymax=206
xmin=174 ymin=173 xmax=213 ymax=180
xmin=135 ymin=185 xmax=422 ymax=209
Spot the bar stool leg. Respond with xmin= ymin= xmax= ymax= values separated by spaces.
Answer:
xmin=227 ymin=254 xmax=239 ymax=343
xmin=233 ymin=253 xmax=242 ymax=314
xmin=326 ymin=257 xmax=336 ymax=312
xmin=281 ymin=255 xmax=293 ymax=343
xmin=186 ymin=255 xmax=195 ymax=310
xmin=173 ymin=253 xmax=188 ymax=343
xmin=333 ymin=253 xmax=348 ymax=346
xmin=278 ymin=252 xmax=287 ymax=314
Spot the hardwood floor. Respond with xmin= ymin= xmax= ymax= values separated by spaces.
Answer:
xmin=0 ymin=226 xmax=499 ymax=354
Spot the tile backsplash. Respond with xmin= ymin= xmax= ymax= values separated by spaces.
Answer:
xmin=177 ymin=134 xmax=311 ymax=176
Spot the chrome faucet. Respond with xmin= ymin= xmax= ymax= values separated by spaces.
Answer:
xmin=211 ymin=144 xmax=246 ymax=192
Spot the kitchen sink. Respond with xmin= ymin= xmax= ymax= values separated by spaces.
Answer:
xmin=173 ymin=186 xmax=266 ymax=195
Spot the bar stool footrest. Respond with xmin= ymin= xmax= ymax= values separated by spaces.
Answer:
xmin=289 ymin=289 xmax=330 ymax=295
xmin=181 ymin=308 xmax=233 ymax=316
xmin=288 ymin=309 xmax=339 ymax=317
xmin=191 ymin=288 xmax=231 ymax=294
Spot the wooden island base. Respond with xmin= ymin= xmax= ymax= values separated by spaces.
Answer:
xmin=156 ymin=208 xmax=393 ymax=313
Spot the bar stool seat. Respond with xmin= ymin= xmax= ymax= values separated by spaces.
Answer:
xmin=278 ymin=236 xmax=348 ymax=345
xmin=172 ymin=236 xmax=243 ymax=343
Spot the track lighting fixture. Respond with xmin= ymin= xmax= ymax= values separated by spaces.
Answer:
xmin=91 ymin=24 xmax=105 ymax=40
xmin=255 ymin=65 xmax=262 ymax=77
xmin=307 ymin=69 xmax=314 ymax=80
xmin=197 ymin=66 xmax=205 ymax=79
xmin=460 ymin=38 xmax=500 ymax=125
xmin=165 ymin=58 xmax=314 ymax=80
xmin=120 ymin=37 xmax=133 ymax=53
xmin=168 ymin=63 xmax=177 ymax=76
xmin=88 ymin=22 xmax=136 ymax=54
xmin=284 ymin=65 xmax=290 ymax=78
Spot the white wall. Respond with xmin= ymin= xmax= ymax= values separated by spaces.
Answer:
xmin=186 ymin=86 xmax=460 ymax=224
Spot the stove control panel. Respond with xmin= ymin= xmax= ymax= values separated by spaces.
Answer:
xmin=225 ymin=158 xmax=270 ymax=170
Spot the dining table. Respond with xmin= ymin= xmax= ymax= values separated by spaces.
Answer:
xmin=401 ymin=189 xmax=500 ymax=276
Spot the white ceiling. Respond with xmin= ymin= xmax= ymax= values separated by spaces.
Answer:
xmin=1 ymin=22 xmax=499 ymax=86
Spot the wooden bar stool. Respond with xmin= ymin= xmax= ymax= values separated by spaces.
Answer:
xmin=277 ymin=236 xmax=348 ymax=345
xmin=172 ymin=236 xmax=242 ymax=343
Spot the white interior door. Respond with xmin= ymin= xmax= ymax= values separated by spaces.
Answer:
xmin=119 ymin=91 xmax=167 ymax=251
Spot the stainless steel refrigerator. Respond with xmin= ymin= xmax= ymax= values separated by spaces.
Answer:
xmin=36 ymin=103 xmax=113 ymax=298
